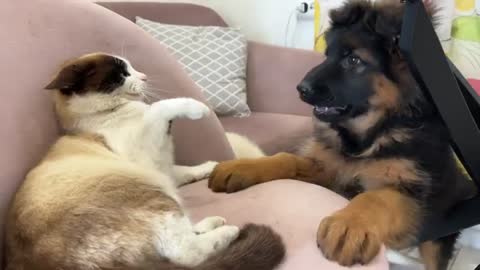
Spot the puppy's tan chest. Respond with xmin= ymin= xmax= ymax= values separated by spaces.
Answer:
xmin=335 ymin=158 xmax=423 ymax=192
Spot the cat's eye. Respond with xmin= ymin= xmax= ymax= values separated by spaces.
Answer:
xmin=122 ymin=70 xmax=130 ymax=77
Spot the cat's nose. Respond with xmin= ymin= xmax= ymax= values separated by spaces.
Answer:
xmin=138 ymin=73 xmax=148 ymax=81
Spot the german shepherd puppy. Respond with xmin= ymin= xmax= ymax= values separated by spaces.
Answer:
xmin=208 ymin=1 xmax=477 ymax=269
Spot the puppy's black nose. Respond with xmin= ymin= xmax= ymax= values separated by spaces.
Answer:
xmin=297 ymin=83 xmax=314 ymax=96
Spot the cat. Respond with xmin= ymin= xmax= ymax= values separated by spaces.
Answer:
xmin=225 ymin=133 xmax=265 ymax=159
xmin=5 ymin=53 xmax=284 ymax=270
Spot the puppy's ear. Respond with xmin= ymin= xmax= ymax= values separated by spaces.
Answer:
xmin=330 ymin=0 xmax=370 ymax=27
xmin=44 ymin=61 xmax=94 ymax=92
xmin=375 ymin=14 xmax=401 ymax=38
xmin=374 ymin=14 xmax=405 ymax=60
xmin=423 ymin=0 xmax=434 ymax=12
xmin=422 ymin=0 xmax=440 ymax=27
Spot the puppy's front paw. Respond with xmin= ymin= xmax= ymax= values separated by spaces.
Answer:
xmin=181 ymin=98 xmax=210 ymax=120
xmin=317 ymin=213 xmax=381 ymax=266
xmin=208 ymin=160 xmax=262 ymax=193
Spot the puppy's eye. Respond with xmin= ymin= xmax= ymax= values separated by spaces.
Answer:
xmin=122 ymin=70 xmax=130 ymax=77
xmin=347 ymin=55 xmax=362 ymax=66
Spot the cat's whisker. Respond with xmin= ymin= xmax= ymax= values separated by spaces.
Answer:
xmin=121 ymin=40 xmax=129 ymax=59
xmin=143 ymin=91 xmax=168 ymax=103
xmin=144 ymin=85 xmax=172 ymax=94
xmin=143 ymin=94 xmax=164 ymax=103
xmin=143 ymin=87 xmax=162 ymax=95
xmin=144 ymin=75 xmax=167 ymax=81
xmin=144 ymin=78 xmax=165 ymax=84
xmin=141 ymin=88 xmax=169 ymax=102
xmin=121 ymin=40 xmax=126 ymax=58
xmin=140 ymin=92 xmax=154 ymax=103
xmin=144 ymin=74 xmax=164 ymax=78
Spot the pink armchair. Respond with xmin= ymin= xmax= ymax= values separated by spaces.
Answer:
xmin=0 ymin=1 xmax=388 ymax=269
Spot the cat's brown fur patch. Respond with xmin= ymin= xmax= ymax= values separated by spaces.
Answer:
xmin=45 ymin=53 xmax=128 ymax=95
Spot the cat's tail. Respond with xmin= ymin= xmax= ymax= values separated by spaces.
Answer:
xmin=104 ymin=224 xmax=285 ymax=270
xmin=195 ymin=223 xmax=285 ymax=270
xmin=226 ymin=132 xmax=265 ymax=159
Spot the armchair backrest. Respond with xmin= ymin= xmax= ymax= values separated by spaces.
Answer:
xmin=97 ymin=2 xmax=228 ymax=27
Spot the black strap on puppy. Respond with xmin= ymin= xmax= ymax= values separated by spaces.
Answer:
xmin=399 ymin=0 xmax=480 ymax=242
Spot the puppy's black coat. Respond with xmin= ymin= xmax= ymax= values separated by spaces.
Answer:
xmin=297 ymin=1 xmax=476 ymax=268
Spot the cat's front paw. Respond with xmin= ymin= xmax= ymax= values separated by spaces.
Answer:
xmin=181 ymin=98 xmax=211 ymax=120
xmin=195 ymin=161 xmax=218 ymax=180
xmin=194 ymin=216 xmax=227 ymax=234
xmin=150 ymin=98 xmax=211 ymax=121
xmin=179 ymin=161 xmax=218 ymax=185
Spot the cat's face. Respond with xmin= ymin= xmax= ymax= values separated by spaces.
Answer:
xmin=45 ymin=53 xmax=147 ymax=100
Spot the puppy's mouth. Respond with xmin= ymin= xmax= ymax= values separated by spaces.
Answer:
xmin=313 ymin=105 xmax=351 ymax=120
xmin=300 ymin=92 xmax=352 ymax=120
xmin=297 ymin=84 xmax=353 ymax=121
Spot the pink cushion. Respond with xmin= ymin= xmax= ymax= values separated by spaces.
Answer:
xmin=246 ymin=42 xmax=323 ymax=116
xmin=180 ymin=180 xmax=389 ymax=270
xmin=468 ymin=79 xmax=480 ymax=96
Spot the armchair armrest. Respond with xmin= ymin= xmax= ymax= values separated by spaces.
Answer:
xmin=246 ymin=42 xmax=325 ymax=116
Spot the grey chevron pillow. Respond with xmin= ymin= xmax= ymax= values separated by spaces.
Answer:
xmin=136 ymin=17 xmax=250 ymax=117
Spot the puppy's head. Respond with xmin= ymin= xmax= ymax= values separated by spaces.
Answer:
xmin=45 ymin=52 xmax=147 ymax=100
xmin=298 ymin=0 xmax=436 ymax=136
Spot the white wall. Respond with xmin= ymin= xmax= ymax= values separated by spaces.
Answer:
xmin=98 ymin=0 xmax=454 ymax=49
xmin=158 ymin=0 xmax=319 ymax=49
xmin=149 ymin=0 xmax=350 ymax=49
xmin=99 ymin=0 xmax=321 ymax=49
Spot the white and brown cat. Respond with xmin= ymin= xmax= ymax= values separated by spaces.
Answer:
xmin=5 ymin=53 xmax=283 ymax=270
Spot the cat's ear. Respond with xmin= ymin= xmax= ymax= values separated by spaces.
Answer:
xmin=44 ymin=62 xmax=93 ymax=91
